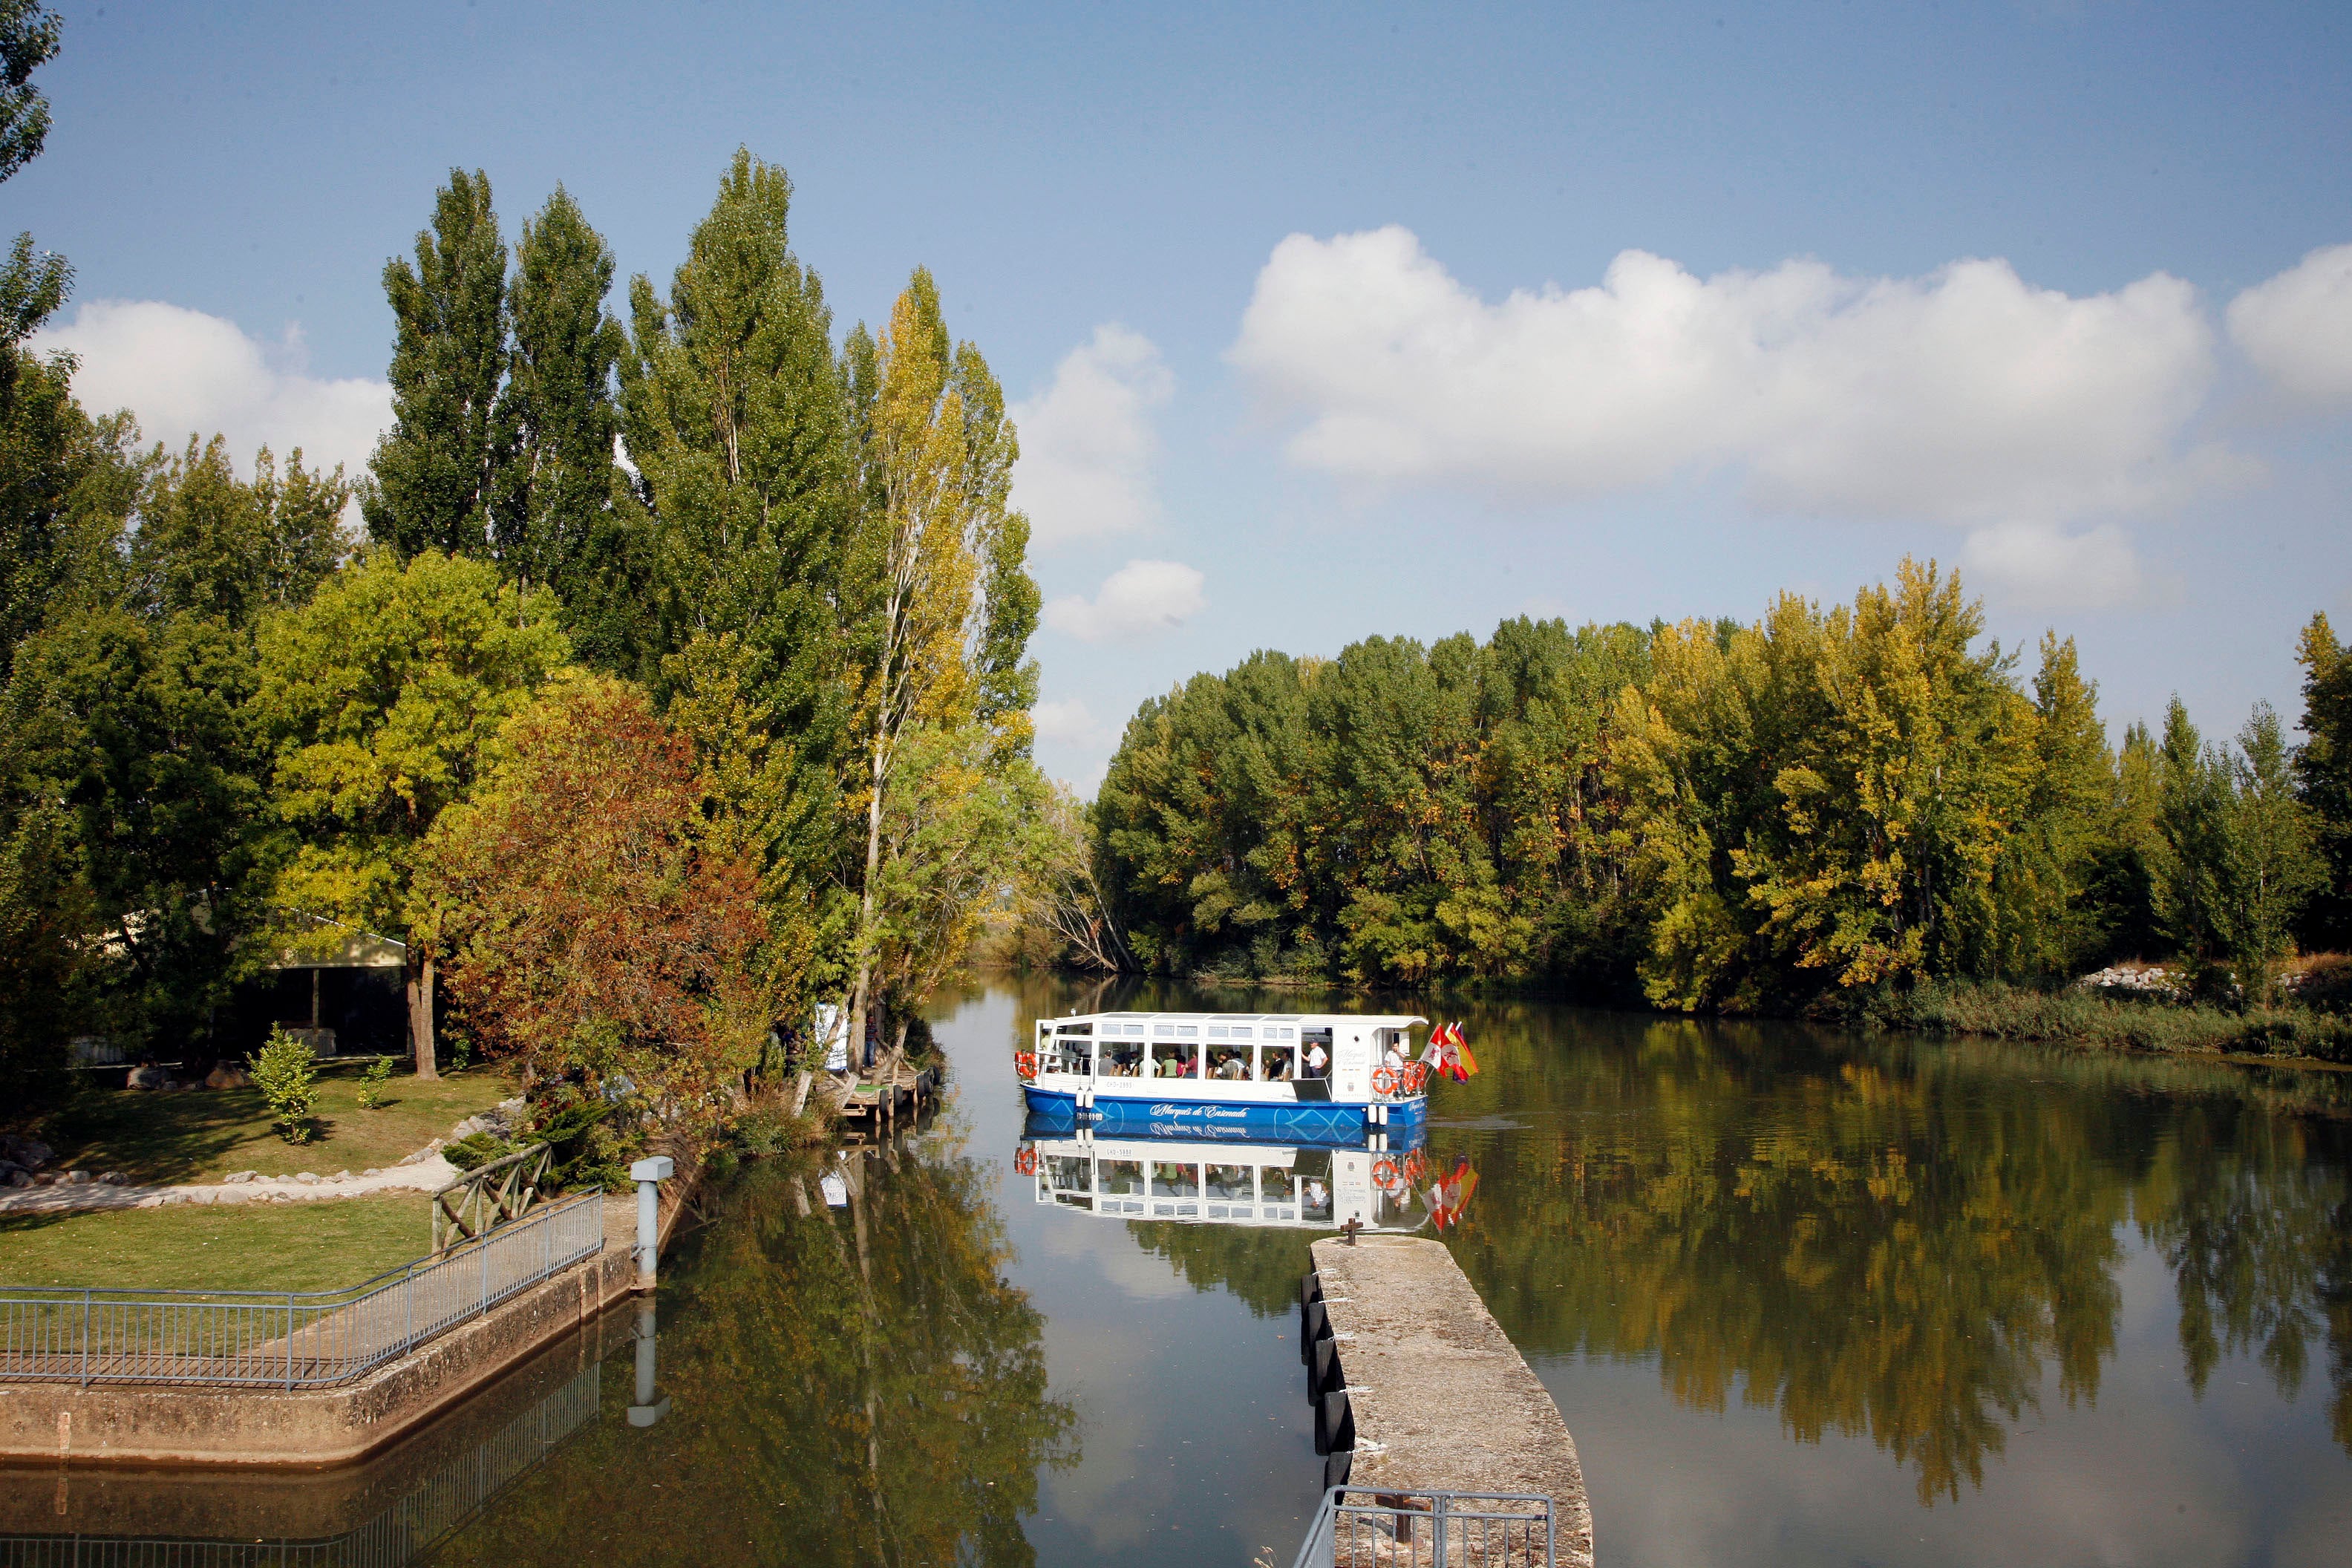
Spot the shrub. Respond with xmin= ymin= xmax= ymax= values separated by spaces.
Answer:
xmin=355 ymin=1056 xmax=393 ymax=1108
xmin=442 ymin=1131 xmax=514 ymax=1172
xmin=249 ymin=1027 xmax=321 ymax=1143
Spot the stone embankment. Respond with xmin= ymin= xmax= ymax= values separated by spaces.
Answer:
xmin=1305 ymin=1235 xmax=1595 ymax=1567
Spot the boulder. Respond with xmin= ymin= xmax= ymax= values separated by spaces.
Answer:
xmin=125 ymin=1063 xmax=172 ymax=1091
xmin=98 ymin=1171 xmax=128 ymax=1186
xmin=64 ymin=1169 xmax=92 ymax=1185
xmin=222 ymin=1169 xmax=258 ymax=1184
xmin=2 ymin=1166 xmax=30 ymax=1189
xmin=205 ymin=1063 xmax=253 ymax=1090
xmin=295 ymin=1172 xmax=319 ymax=1184
xmin=0 ymin=1134 xmax=53 ymax=1171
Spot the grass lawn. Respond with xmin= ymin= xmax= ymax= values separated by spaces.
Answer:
xmin=27 ymin=1064 xmax=517 ymax=1186
xmin=0 ymin=1191 xmax=435 ymax=1292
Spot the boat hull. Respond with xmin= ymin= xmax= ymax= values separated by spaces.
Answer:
xmin=1020 ymin=1084 xmax=1425 ymax=1143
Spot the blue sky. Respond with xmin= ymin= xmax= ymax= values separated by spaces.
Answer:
xmin=16 ymin=1 xmax=2352 ymax=788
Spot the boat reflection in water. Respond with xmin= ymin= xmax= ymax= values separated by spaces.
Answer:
xmin=1015 ymin=1111 xmax=1457 ymax=1234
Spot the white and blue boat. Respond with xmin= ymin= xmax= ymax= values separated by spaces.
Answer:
xmin=1019 ymin=1009 xmax=1431 ymax=1141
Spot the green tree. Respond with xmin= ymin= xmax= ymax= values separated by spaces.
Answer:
xmin=2218 ymin=702 xmax=2324 ymax=1000
xmin=2149 ymin=698 xmax=2232 ymax=990
xmin=618 ymin=150 xmax=859 ymax=1019
xmin=2295 ymin=613 xmax=2352 ymax=950
xmin=3 ymin=606 xmax=266 ymax=1055
xmin=364 ymin=170 xmax=509 ymax=560
xmin=128 ymin=437 xmax=350 ymax=625
xmin=255 ymin=549 xmax=569 ymax=1078
xmin=0 ymin=0 xmax=59 ymax=185
xmin=493 ymin=187 xmax=644 ymax=667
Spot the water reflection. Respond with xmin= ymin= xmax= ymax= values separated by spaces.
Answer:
xmin=1016 ymin=1122 xmax=1441 ymax=1232
xmin=428 ymin=1142 xmax=1079 ymax=1567
xmin=1408 ymin=1009 xmax=2352 ymax=1505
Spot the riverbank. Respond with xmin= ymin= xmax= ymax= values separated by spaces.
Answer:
xmin=1042 ymin=967 xmax=2352 ymax=1070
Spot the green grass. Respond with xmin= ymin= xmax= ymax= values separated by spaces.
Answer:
xmin=1866 ymin=979 xmax=2352 ymax=1063
xmin=0 ymin=1191 xmax=435 ymax=1292
xmin=27 ymin=1065 xmax=517 ymax=1186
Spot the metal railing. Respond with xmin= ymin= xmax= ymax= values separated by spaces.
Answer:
xmin=1293 ymin=1486 xmax=1556 ymax=1568
xmin=0 ymin=1192 xmax=602 ymax=1390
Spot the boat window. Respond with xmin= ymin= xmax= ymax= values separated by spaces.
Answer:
xmin=1150 ymin=1162 xmax=1199 ymax=1198
xmin=1177 ymin=1025 xmax=1200 ymax=1039
xmin=1048 ymin=1033 xmax=1093 ymax=1076
xmin=1267 ymin=1025 xmax=1294 ymax=1041
xmin=1261 ymin=1166 xmax=1297 ymax=1203
xmin=1099 ymin=1042 xmax=1145 ymax=1077
xmin=1058 ymin=1022 xmax=1093 ymax=1035
xmin=1208 ymin=1045 xmax=1250 ymax=1081
xmin=1205 ymin=1163 xmax=1254 ymax=1202
xmin=1045 ymin=1155 xmax=1092 ymax=1195
xmin=1207 ymin=1024 xmax=1229 ymax=1039
xmin=1152 ymin=1024 xmax=1174 ymax=1037
xmin=1299 ymin=1028 xmax=1333 ymax=1078
xmin=1098 ymin=1160 xmax=1146 ymax=1210
xmin=1299 ymin=1172 xmax=1334 ymax=1224
xmin=1149 ymin=1039 xmax=1198 ymax=1079
xmin=1230 ymin=1025 xmax=1253 ymax=1040
xmin=1259 ymin=1042 xmax=1297 ymax=1081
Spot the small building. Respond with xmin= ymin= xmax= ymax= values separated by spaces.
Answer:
xmin=221 ymin=921 xmax=409 ymax=1059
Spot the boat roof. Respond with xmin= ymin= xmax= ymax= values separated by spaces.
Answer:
xmin=1042 ymin=1009 xmax=1428 ymax=1028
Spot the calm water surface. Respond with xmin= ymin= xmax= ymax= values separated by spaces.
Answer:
xmin=29 ymin=976 xmax=2352 ymax=1567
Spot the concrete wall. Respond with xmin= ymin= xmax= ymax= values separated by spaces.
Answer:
xmin=0 ymin=1186 xmax=686 ymax=1469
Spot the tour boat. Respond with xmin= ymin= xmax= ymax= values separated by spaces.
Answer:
xmin=1014 ymin=1130 xmax=1437 ymax=1232
xmin=1016 ymin=1009 xmax=1434 ymax=1139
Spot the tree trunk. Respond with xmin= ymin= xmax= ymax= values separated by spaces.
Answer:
xmin=407 ymin=949 xmax=439 ymax=1080
xmin=846 ymin=690 xmax=890 ymax=1071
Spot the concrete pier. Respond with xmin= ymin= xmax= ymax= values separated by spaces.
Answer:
xmin=1306 ymin=1235 xmax=1594 ymax=1567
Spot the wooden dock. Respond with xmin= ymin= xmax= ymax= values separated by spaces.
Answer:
xmin=1304 ymin=1235 xmax=1595 ymax=1567
xmin=815 ymin=1048 xmax=937 ymax=1137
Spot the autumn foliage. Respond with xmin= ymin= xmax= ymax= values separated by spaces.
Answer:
xmin=422 ymin=676 xmax=771 ymax=1129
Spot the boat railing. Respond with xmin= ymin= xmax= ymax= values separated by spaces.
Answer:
xmin=1292 ymin=1485 xmax=1556 ymax=1568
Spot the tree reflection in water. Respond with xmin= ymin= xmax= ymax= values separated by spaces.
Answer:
xmin=430 ymin=1143 xmax=1077 ymax=1567
xmin=1068 ymin=979 xmax=2352 ymax=1508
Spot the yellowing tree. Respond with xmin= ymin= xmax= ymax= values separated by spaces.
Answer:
xmin=841 ymin=270 xmax=1036 ymax=1058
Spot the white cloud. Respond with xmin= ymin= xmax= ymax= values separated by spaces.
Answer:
xmin=2227 ymin=243 xmax=2352 ymax=405
xmin=1029 ymin=697 xmax=1101 ymax=745
xmin=1010 ymin=324 xmax=1174 ymax=547
xmin=1961 ymin=520 xmax=2151 ymax=610
xmin=1229 ymin=226 xmax=2220 ymax=523
xmin=36 ymin=299 xmax=391 ymax=482
xmin=1042 ymin=559 xmax=1206 ymax=642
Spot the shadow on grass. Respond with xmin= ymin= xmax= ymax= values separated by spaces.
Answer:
xmin=39 ymin=1088 xmax=281 ymax=1185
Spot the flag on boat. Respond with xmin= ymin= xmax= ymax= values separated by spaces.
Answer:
xmin=1420 ymin=1021 xmax=1478 ymax=1082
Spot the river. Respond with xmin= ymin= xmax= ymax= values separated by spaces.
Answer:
xmin=20 ymin=974 xmax=2352 ymax=1566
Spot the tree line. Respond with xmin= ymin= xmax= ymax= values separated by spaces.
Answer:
xmin=0 ymin=10 xmax=1052 ymax=1138
xmin=1088 ymin=560 xmax=2352 ymax=1020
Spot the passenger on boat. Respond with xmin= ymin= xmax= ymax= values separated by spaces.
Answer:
xmin=1159 ymin=1052 xmax=1194 ymax=1079
xmin=1215 ymin=1050 xmax=1248 ymax=1080
xmin=1303 ymin=1042 xmax=1330 ymax=1078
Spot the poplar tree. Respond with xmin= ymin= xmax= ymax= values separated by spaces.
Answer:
xmin=365 ymin=170 xmax=509 ymax=559
xmin=494 ymin=187 xmax=640 ymax=665
xmin=840 ymin=270 xmax=1037 ymax=1056
xmin=618 ymin=150 xmax=858 ymax=992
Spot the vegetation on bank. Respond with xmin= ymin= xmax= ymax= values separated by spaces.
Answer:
xmin=30 ymin=1061 xmax=513 ymax=1185
xmin=0 ymin=9 xmax=1041 ymax=1177
xmin=1068 ymin=565 xmax=2352 ymax=1062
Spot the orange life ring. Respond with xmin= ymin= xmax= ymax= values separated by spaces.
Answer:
xmin=1014 ymin=1051 xmax=1039 ymax=1081
xmin=1402 ymin=1061 xmax=1428 ymax=1094
xmin=1013 ymin=1147 xmax=1036 ymax=1175
xmin=1371 ymin=1065 xmax=1399 ymax=1097
xmin=1372 ymin=1157 xmax=1399 ymax=1186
